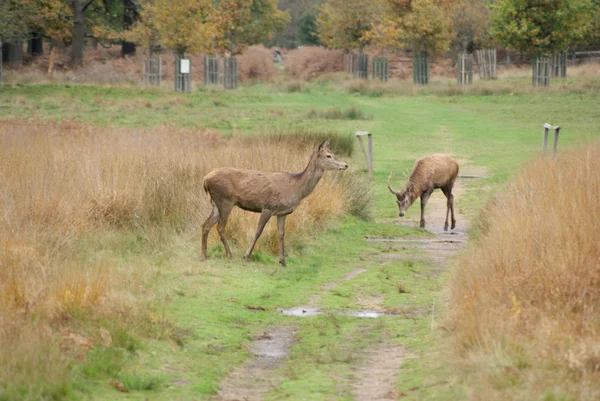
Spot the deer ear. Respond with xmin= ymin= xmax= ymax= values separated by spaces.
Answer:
xmin=319 ymin=139 xmax=331 ymax=150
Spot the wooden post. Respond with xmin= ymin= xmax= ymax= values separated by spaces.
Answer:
xmin=355 ymin=131 xmax=374 ymax=180
xmin=542 ymin=123 xmax=560 ymax=158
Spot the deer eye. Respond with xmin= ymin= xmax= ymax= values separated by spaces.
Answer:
xmin=326 ymin=155 xmax=332 ymax=158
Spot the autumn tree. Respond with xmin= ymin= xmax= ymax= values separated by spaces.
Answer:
xmin=213 ymin=0 xmax=289 ymax=55
xmin=490 ymin=0 xmax=596 ymax=56
xmin=395 ymin=0 xmax=452 ymax=54
xmin=316 ymin=0 xmax=387 ymax=51
xmin=449 ymin=0 xmax=491 ymax=52
xmin=129 ymin=0 xmax=219 ymax=56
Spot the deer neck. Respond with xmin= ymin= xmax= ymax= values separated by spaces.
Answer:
xmin=405 ymin=182 xmax=420 ymax=204
xmin=295 ymin=152 xmax=324 ymax=199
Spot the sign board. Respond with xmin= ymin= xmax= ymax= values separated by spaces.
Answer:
xmin=355 ymin=131 xmax=369 ymax=137
xmin=180 ymin=59 xmax=190 ymax=74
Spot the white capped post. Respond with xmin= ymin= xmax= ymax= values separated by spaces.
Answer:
xmin=542 ymin=123 xmax=560 ymax=158
xmin=355 ymin=131 xmax=374 ymax=180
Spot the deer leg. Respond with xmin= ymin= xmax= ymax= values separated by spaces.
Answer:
xmin=442 ymin=186 xmax=456 ymax=230
xmin=201 ymin=204 xmax=220 ymax=261
xmin=277 ymin=215 xmax=287 ymax=267
xmin=217 ymin=203 xmax=234 ymax=259
xmin=419 ymin=189 xmax=434 ymax=229
xmin=244 ymin=210 xmax=272 ymax=262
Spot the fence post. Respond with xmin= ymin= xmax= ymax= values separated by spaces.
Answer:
xmin=533 ymin=55 xmax=550 ymax=87
xmin=143 ymin=55 xmax=161 ymax=86
xmin=175 ymin=55 xmax=192 ymax=93
xmin=0 ymin=42 xmax=3 ymax=85
xmin=355 ymin=131 xmax=374 ymax=180
xmin=204 ymin=55 xmax=219 ymax=85
xmin=457 ymin=52 xmax=473 ymax=86
xmin=542 ymin=123 xmax=560 ymax=158
xmin=476 ymin=48 xmax=497 ymax=79
xmin=223 ymin=56 xmax=238 ymax=89
xmin=413 ymin=52 xmax=429 ymax=85
xmin=372 ymin=57 xmax=388 ymax=81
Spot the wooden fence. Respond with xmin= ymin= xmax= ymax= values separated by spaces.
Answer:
xmin=143 ymin=55 xmax=161 ymax=86
xmin=413 ymin=53 xmax=429 ymax=85
xmin=223 ymin=57 xmax=238 ymax=89
xmin=457 ymin=53 xmax=473 ymax=86
xmin=372 ymin=57 xmax=389 ymax=81
xmin=204 ymin=55 xmax=219 ymax=85
xmin=476 ymin=48 xmax=497 ymax=80
xmin=174 ymin=55 xmax=192 ymax=93
xmin=533 ymin=56 xmax=550 ymax=87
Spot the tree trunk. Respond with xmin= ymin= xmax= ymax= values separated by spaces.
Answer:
xmin=121 ymin=0 xmax=137 ymax=57
xmin=71 ymin=0 xmax=86 ymax=67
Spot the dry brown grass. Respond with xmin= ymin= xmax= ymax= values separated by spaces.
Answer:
xmin=284 ymin=46 xmax=345 ymax=81
xmin=0 ymin=117 xmax=367 ymax=397
xmin=448 ymin=142 xmax=600 ymax=400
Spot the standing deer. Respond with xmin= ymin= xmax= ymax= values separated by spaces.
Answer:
xmin=387 ymin=154 xmax=459 ymax=231
xmin=201 ymin=139 xmax=348 ymax=267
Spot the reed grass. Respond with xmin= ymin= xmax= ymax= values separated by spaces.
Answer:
xmin=447 ymin=142 xmax=600 ymax=400
xmin=0 ymin=118 xmax=370 ymax=399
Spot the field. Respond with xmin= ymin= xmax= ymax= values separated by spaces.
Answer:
xmin=1 ymin=66 xmax=599 ymax=401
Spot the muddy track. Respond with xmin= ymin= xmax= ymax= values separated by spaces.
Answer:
xmin=213 ymin=177 xmax=473 ymax=399
xmin=215 ymin=326 xmax=297 ymax=401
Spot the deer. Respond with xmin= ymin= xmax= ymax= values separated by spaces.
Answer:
xmin=200 ymin=139 xmax=348 ymax=267
xmin=387 ymin=154 xmax=459 ymax=231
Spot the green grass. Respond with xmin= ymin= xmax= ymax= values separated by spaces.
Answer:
xmin=1 ymin=80 xmax=599 ymax=400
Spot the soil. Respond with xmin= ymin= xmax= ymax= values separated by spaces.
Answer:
xmin=215 ymin=326 xmax=297 ymax=401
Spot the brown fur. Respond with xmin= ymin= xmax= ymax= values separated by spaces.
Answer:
xmin=201 ymin=140 xmax=348 ymax=266
xmin=388 ymin=154 xmax=459 ymax=230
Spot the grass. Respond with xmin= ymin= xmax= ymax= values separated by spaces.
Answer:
xmin=0 ymin=70 xmax=599 ymax=400
xmin=447 ymin=142 xmax=600 ymax=401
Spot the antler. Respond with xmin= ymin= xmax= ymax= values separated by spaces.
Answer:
xmin=387 ymin=172 xmax=400 ymax=195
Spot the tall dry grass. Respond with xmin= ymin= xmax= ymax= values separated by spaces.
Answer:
xmin=0 ymin=118 xmax=368 ymax=398
xmin=448 ymin=142 xmax=600 ymax=400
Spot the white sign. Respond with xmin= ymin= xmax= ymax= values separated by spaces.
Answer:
xmin=180 ymin=59 xmax=190 ymax=74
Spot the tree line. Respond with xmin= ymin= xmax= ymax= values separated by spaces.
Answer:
xmin=1 ymin=0 xmax=599 ymax=68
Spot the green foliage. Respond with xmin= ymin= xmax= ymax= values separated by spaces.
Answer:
xmin=491 ymin=0 xmax=596 ymax=55
xmin=298 ymin=10 xmax=322 ymax=46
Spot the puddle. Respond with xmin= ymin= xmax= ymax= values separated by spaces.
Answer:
xmin=277 ymin=306 xmax=402 ymax=318
xmin=366 ymin=237 xmax=467 ymax=244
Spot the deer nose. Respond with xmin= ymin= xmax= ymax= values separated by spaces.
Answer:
xmin=399 ymin=212 xmax=405 ymax=217
xmin=342 ymin=164 xmax=348 ymax=170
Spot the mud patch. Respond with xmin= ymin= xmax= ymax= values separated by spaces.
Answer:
xmin=216 ymin=326 xmax=296 ymax=401
xmin=352 ymin=342 xmax=406 ymax=401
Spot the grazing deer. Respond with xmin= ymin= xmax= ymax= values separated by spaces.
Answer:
xmin=387 ymin=154 xmax=459 ymax=231
xmin=201 ymin=139 xmax=348 ymax=267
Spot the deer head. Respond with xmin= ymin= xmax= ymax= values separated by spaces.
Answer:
xmin=316 ymin=139 xmax=348 ymax=171
xmin=388 ymin=172 xmax=411 ymax=217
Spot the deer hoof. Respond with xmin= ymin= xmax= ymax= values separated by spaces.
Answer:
xmin=280 ymin=260 xmax=287 ymax=267
xmin=420 ymin=221 xmax=426 ymax=229
xmin=451 ymin=222 xmax=456 ymax=230
xmin=444 ymin=224 xmax=449 ymax=231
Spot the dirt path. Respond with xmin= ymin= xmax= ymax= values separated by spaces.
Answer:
xmin=215 ymin=326 xmax=297 ymax=401
xmin=352 ymin=343 xmax=407 ymax=401
xmin=213 ymin=177 xmax=475 ymax=400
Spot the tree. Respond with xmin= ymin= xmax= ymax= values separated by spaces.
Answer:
xmin=490 ymin=0 xmax=596 ymax=55
xmin=316 ymin=0 xmax=385 ymax=51
xmin=128 ymin=0 xmax=219 ymax=56
xmin=214 ymin=0 xmax=289 ymax=55
xmin=298 ymin=9 xmax=321 ymax=46
xmin=395 ymin=0 xmax=452 ymax=54
xmin=449 ymin=0 xmax=491 ymax=52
